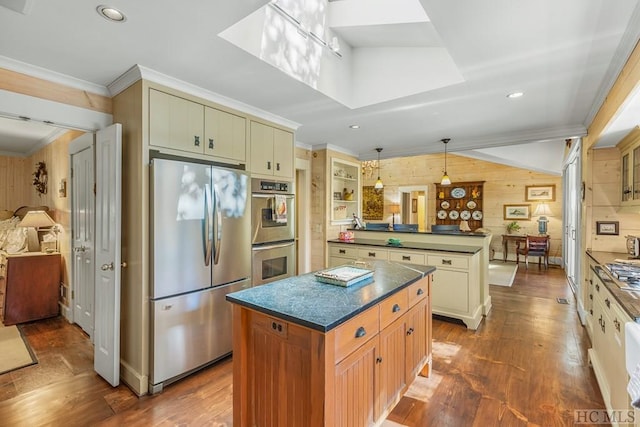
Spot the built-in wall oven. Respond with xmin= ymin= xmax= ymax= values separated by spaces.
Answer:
xmin=251 ymin=178 xmax=296 ymax=285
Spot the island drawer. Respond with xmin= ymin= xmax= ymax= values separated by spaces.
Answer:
xmin=357 ymin=248 xmax=388 ymax=260
xmin=329 ymin=245 xmax=358 ymax=258
xmin=407 ymin=276 xmax=429 ymax=308
xmin=427 ymin=254 xmax=469 ymax=270
xmin=388 ymin=250 xmax=426 ymax=265
xmin=379 ymin=288 xmax=409 ymax=330
xmin=334 ymin=304 xmax=380 ymax=363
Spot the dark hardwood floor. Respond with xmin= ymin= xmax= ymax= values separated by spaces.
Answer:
xmin=0 ymin=264 xmax=603 ymax=426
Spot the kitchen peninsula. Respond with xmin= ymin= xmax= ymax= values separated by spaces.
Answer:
xmin=226 ymin=261 xmax=435 ymax=427
xmin=328 ymin=229 xmax=491 ymax=329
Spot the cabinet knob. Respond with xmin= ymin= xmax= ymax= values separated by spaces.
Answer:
xmin=417 ymin=288 xmax=424 ymax=296
xmin=406 ymin=327 xmax=414 ymax=336
xmin=376 ymin=357 xmax=383 ymax=364
xmin=614 ymin=318 xmax=621 ymax=332
xmin=194 ymin=136 xmax=200 ymax=146
xmin=442 ymin=259 xmax=452 ymax=265
xmin=355 ymin=326 xmax=366 ymax=338
xmin=604 ymin=298 xmax=610 ymax=308
xmin=208 ymin=138 xmax=214 ymax=149
xmin=595 ymin=284 xmax=600 ymax=292
xmin=339 ymin=249 xmax=346 ymax=254
xmin=368 ymin=252 xmax=376 ymax=257
xmin=267 ymin=161 xmax=272 ymax=170
xmin=402 ymin=255 xmax=411 ymax=261
xmin=589 ymin=294 xmax=592 ymax=300
xmin=276 ymin=163 xmax=281 ymax=171
xmin=392 ymin=304 xmax=401 ymax=313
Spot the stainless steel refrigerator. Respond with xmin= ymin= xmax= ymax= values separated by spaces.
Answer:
xmin=149 ymin=156 xmax=251 ymax=393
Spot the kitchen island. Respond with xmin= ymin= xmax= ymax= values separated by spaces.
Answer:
xmin=328 ymin=228 xmax=491 ymax=329
xmin=226 ymin=260 xmax=435 ymax=427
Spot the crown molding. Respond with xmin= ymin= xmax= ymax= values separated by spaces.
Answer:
xmin=295 ymin=141 xmax=313 ymax=151
xmin=311 ymin=143 xmax=359 ymax=158
xmin=108 ymin=64 xmax=301 ymax=131
xmin=0 ymin=55 xmax=110 ymax=97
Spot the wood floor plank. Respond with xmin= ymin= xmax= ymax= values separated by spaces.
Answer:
xmin=0 ymin=265 xmax=604 ymax=426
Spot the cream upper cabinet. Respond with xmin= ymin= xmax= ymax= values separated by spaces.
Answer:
xmin=149 ymin=89 xmax=204 ymax=154
xmin=250 ymin=121 xmax=294 ymax=179
xmin=204 ymin=106 xmax=246 ymax=162
xmin=617 ymin=126 xmax=640 ymax=205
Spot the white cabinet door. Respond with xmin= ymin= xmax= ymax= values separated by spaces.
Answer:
xmin=204 ymin=106 xmax=246 ymax=162
xmin=250 ymin=121 xmax=274 ymax=175
xmin=273 ymin=128 xmax=293 ymax=178
xmin=431 ymin=269 xmax=469 ymax=313
xmin=149 ymin=89 xmax=203 ymax=154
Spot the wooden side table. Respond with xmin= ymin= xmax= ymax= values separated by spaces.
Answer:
xmin=3 ymin=252 xmax=61 ymax=325
xmin=502 ymin=234 xmax=526 ymax=262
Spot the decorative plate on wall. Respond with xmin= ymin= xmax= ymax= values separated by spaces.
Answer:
xmin=440 ymin=201 xmax=450 ymax=209
xmin=451 ymin=187 xmax=466 ymax=198
xmin=449 ymin=210 xmax=459 ymax=220
xmin=437 ymin=210 xmax=447 ymax=219
xmin=460 ymin=210 xmax=471 ymax=220
xmin=472 ymin=210 xmax=483 ymax=220
xmin=467 ymin=200 xmax=477 ymax=209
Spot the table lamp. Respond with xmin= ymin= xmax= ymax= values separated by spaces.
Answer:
xmin=18 ymin=210 xmax=56 ymax=252
xmin=389 ymin=204 xmax=401 ymax=227
xmin=533 ymin=203 xmax=553 ymax=235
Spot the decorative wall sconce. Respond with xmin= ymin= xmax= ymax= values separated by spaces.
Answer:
xmin=33 ymin=161 xmax=48 ymax=195
xmin=361 ymin=160 xmax=378 ymax=179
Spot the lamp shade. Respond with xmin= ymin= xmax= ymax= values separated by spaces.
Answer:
xmin=389 ymin=204 xmax=401 ymax=214
xmin=18 ymin=210 xmax=55 ymax=228
xmin=533 ymin=203 xmax=553 ymax=217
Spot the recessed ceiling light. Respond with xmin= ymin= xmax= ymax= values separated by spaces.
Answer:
xmin=349 ymin=125 xmax=360 ymax=129
xmin=507 ymin=92 xmax=524 ymax=99
xmin=96 ymin=5 xmax=126 ymax=22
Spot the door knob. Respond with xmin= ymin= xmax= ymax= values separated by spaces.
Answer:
xmin=101 ymin=262 xmax=114 ymax=271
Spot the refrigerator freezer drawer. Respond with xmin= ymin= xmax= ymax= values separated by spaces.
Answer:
xmin=150 ymin=279 xmax=251 ymax=388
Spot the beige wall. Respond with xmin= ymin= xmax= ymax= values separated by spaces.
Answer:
xmin=589 ymin=147 xmax=640 ymax=252
xmin=0 ymin=155 xmax=29 ymax=209
xmin=361 ymin=152 xmax=564 ymax=262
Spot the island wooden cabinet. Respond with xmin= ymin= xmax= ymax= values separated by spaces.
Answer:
xmin=2 ymin=252 xmax=61 ymax=325
xmin=232 ymin=275 xmax=431 ymax=427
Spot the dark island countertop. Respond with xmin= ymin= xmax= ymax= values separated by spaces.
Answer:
xmin=328 ymin=238 xmax=482 ymax=255
xmin=586 ymin=250 xmax=640 ymax=322
xmin=351 ymin=228 xmax=490 ymax=238
xmin=226 ymin=260 xmax=436 ymax=332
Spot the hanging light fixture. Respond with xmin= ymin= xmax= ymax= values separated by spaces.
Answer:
xmin=440 ymin=138 xmax=452 ymax=186
xmin=374 ymin=148 xmax=384 ymax=190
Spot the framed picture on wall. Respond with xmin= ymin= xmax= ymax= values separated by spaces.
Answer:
xmin=596 ymin=221 xmax=619 ymax=235
xmin=525 ymin=184 xmax=555 ymax=201
xmin=503 ymin=204 xmax=531 ymax=220
xmin=411 ymin=198 xmax=417 ymax=213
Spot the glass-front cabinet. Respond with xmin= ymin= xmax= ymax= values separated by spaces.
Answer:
xmin=331 ymin=158 xmax=361 ymax=224
xmin=618 ymin=127 xmax=640 ymax=206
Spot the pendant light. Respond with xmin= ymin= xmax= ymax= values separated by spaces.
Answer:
xmin=374 ymin=148 xmax=384 ymax=190
xmin=440 ymin=138 xmax=452 ymax=186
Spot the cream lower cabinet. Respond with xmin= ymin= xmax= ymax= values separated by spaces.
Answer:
xmin=327 ymin=243 xmax=482 ymax=329
xmin=588 ymin=268 xmax=632 ymax=420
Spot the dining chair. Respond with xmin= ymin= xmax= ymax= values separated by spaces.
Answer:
xmin=516 ymin=235 xmax=550 ymax=269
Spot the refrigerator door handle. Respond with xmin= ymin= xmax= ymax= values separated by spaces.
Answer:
xmin=204 ymin=183 xmax=213 ymax=266
xmin=213 ymin=184 xmax=223 ymax=265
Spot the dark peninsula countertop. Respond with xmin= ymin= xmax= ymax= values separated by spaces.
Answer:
xmin=226 ymin=260 xmax=435 ymax=332
xmin=586 ymin=250 xmax=640 ymax=322
xmin=328 ymin=238 xmax=482 ymax=254
xmin=352 ymin=228 xmax=489 ymax=238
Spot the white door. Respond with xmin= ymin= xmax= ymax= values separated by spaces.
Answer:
xmin=94 ymin=124 xmax=122 ymax=387
xmin=69 ymin=133 xmax=95 ymax=338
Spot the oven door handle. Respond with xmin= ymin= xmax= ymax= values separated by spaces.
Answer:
xmin=252 ymin=242 xmax=295 ymax=251
xmin=252 ymin=193 xmax=294 ymax=199
xmin=204 ymin=184 xmax=213 ymax=266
